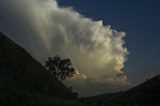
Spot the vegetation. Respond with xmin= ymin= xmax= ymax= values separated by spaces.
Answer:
xmin=45 ymin=55 xmax=76 ymax=81
xmin=0 ymin=32 xmax=82 ymax=106
xmin=1 ymin=32 xmax=160 ymax=106
xmin=44 ymin=55 xmax=79 ymax=99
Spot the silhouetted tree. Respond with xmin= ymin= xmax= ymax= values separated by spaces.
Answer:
xmin=45 ymin=55 xmax=76 ymax=81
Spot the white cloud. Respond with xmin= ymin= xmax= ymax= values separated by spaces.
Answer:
xmin=0 ymin=0 xmax=129 ymax=96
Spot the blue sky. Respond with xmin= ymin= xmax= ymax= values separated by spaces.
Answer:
xmin=58 ymin=0 xmax=160 ymax=84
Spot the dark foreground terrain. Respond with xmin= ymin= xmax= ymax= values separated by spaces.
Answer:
xmin=0 ymin=32 xmax=85 ymax=106
xmin=0 ymin=32 xmax=160 ymax=106
xmin=86 ymin=75 xmax=160 ymax=106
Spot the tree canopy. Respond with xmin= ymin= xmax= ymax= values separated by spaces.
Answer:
xmin=45 ymin=55 xmax=76 ymax=81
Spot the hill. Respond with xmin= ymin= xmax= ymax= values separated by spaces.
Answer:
xmin=86 ymin=75 xmax=160 ymax=106
xmin=0 ymin=32 xmax=82 ymax=106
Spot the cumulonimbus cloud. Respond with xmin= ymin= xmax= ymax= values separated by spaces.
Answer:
xmin=0 ymin=0 xmax=129 ymax=96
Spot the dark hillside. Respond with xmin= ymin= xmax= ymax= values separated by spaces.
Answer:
xmin=86 ymin=75 xmax=160 ymax=106
xmin=111 ymin=75 xmax=160 ymax=105
xmin=0 ymin=32 xmax=81 ymax=106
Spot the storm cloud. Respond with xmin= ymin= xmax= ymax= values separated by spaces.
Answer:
xmin=0 ymin=0 xmax=129 ymax=96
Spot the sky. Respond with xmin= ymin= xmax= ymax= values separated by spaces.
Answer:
xmin=58 ymin=0 xmax=160 ymax=83
xmin=0 ymin=0 xmax=160 ymax=96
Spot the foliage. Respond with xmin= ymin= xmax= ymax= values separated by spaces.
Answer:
xmin=45 ymin=55 xmax=76 ymax=81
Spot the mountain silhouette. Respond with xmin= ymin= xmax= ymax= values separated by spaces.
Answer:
xmin=86 ymin=75 xmax=160 ymax=106
xmin=0 ymin=32 xmax=82 ymax=106
xmin=1 ymin=32 xmax=160 ymax=106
